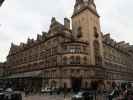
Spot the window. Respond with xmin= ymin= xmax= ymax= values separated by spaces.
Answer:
xmin=84 ymin=56 xmax=87 ymax=64
xmin=70 ymin=56 xmax=75 ymax=64
xmin=94 ymin=40 xmax=100 ymax=55
xmin=69 ymin=46 xmax=81 ymax=53
xmin=83 ymin=46 xmax=87 ymax=52
xmin=93 ymin=40 xmax=102 ymax=65
xmin=63 ymin=56 xmax=68 ymax=65
xmin=76 ymin=56 xmax=80 ymax=64
xmin=70 ymin=46 xmax=76 ymax=53
xmin=94 ymin=27 xmax=99 ymax=38
xmin=77 ymin=26 xmax=82 ymax=38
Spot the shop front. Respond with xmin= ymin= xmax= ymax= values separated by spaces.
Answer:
xmin=5 ymin=70 xmax=43 ymax=92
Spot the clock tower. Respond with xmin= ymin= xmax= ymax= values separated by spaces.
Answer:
xmin=72 ymin=0 xmax=104 ymax=65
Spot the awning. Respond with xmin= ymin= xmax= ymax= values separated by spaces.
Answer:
xmin=7 ymin=70 xmax=43 ymax=79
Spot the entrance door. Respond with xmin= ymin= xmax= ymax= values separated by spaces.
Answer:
xmin=71 ymin=77 xmax=82 ymax=92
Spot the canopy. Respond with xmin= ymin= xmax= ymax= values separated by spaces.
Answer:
xmin=7 ymin=70 xmax=43 ymax=79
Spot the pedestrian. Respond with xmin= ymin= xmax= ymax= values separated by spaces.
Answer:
xmin=25 ymin=88 xmax=29 ymax=96
xmin=64 ymin=87 xmax=68 ymax=99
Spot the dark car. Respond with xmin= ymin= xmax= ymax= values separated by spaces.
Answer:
xmin=108 ymin=89 xmax=119 ymax=100
xmin=0 ymin=88 xmax=22 ymax=100
xmin=72 ymin=91 xmax=95 ymax=100
xmin=4 ymin=91 xmax=22 ymax=100
xmin=0 ymin=92 xmax=4 ymax=100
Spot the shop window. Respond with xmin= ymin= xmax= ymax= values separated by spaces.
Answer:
xmin=93 ymin=40 xmax=102 ymax=65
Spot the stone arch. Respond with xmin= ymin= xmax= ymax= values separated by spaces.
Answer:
xmin=83 ymin=56 xmax=87 ymax=64
xmin=63 ymin=82 xmax=68 ymax=90
xmin=77 ymin=26 xmax=82 ymax=38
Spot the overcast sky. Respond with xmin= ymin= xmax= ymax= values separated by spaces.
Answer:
xmin=0 ymin=0 xmax=133 ymax=62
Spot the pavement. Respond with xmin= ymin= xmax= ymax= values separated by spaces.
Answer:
xmin=22 ymin=93 xmax=71 ymax=100
xmin=22 ymin=92 xmax=108 ymax=100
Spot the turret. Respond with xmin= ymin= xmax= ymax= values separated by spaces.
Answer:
xmin=71 ymin=0 xmax=104 ymax=65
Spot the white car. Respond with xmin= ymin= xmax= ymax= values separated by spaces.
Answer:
xmin=41 ymin=87 xmax=52 ymax=93
xmin=5 ymin=88 xmax=13 ymax=92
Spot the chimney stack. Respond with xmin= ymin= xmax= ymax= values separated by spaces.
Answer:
xmin=64 ymin=18 xmax=70 ymax=29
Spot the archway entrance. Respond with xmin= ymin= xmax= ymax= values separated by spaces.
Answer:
xmin=71 ymin=77 xmax=82 ymax=92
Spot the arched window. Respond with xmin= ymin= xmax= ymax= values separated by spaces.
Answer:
xmin=76 ymin=56 xmax=80 ymax=64
xmin=77 ymin=26 xmax=82 ymax=38
xmin=93 ymin=40 xmax=102 ymax=65
xmin=70 ymin=56 xmax=75 ymax=64
xmin=85 ymin=81 xmax=88 ymax=89
xmin=63 ymin=56 xmax=68 ymax=65
xmin=64 ymin=82 xmax=68 ymax=89
xmin=83 ymin=56 xmax=87 ymax=64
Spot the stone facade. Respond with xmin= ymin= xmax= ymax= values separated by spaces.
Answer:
xmin=4 ymin=0 xmax=133 ymax=90
xmin=0 ymin=63 xmax=4 ymax=77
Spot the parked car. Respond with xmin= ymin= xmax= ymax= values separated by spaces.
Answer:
xmin=0 ymin=92 xmax=4 ymax=100
xmin=0 ymin=88 xmax=22 ymax=100
xmin=71 ymin=91 xmax=95 ymax=100
xmin=41 ymin=87 xmax=53 ymax=93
